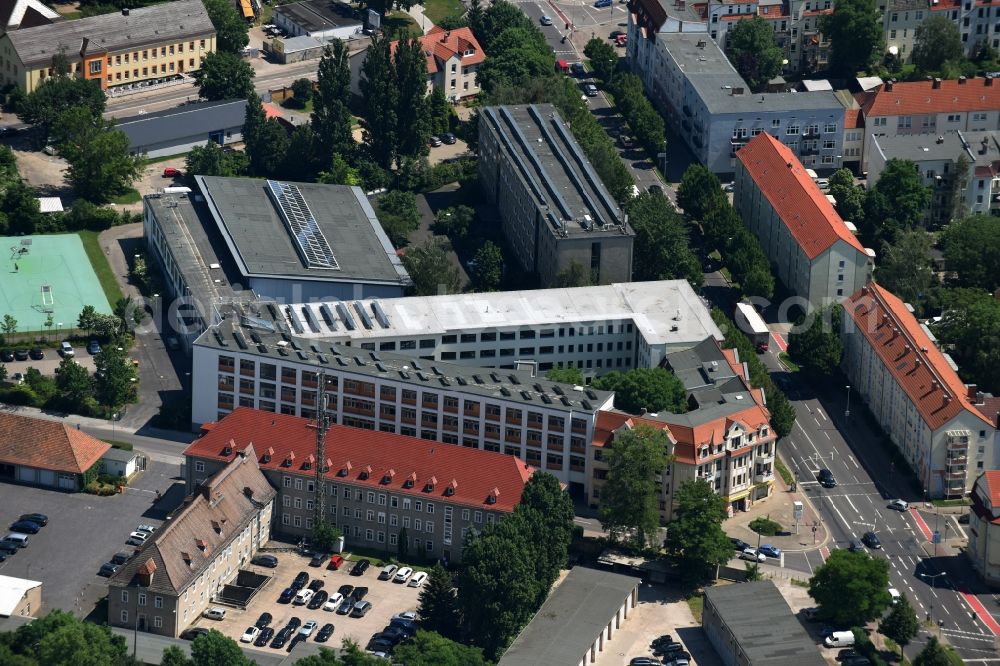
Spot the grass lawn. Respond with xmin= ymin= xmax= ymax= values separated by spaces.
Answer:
xmin=78 ymin=230 xmax=125 ymax=307
xmin=60 ymin=10 xmax=82 ymax=19
xmin=686 ymin=593 xmax=704 ymax=623
xmin=281 ymin=97 xmax=314 ymax=114
xmin=422 ymin=0 xmax=465 ymax=24
xmin=778 ymin=352 xmax=800 ymax=372
xmin=109 ymin=188 xmax=141 ymax=205
xmin=775 ymin=457 xmax=794 ymax=486
xmin=385 ymin=11 xmax=423 ymax=38
xmin=143 ymin=152 xmax=191 ymax=167
xmin=931 ymin=498 xmax=970 ymax=507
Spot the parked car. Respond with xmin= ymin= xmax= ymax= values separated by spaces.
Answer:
xmin=801 ymin=607 xmax=821 ymax=621
xmin=630 ymin=658 xmax=660 ymax=666
xmin=862 ymin=531 xmax=882 ymax=549
xmin=292 ymin=571 xmax=309 ymax=589
xmin=98 ymin=563 xmax=120 ymax=577
xmin=379 ymin=626 xmax=408 ymax=644
xmin=87 ymin=340 xmax=101 ymax=355
xmin=888 ymin=499 xmax=909 ymax=512
xmin=310 ymin=552 xmax=328 ymax=567
xmin=731 ymin=537 xmax=751 ymax=551
xmin=337 ymin=597 xmax=355 ymax=614
xmin=759 ymin=544 xmax=781 ymax=558
xmin=316 ymin=622 xmax=335 ymax=642
xmin=740 ymin=548 xmax=766 ymax=563
xmin=18 ymin=513 xmax=47 ymax=526
xmin=286 ymin=617 xmax=302 ymax=631
xmin=378 ymin=564 xmax=398 ymax=580
xmin=279 ymin=587 xmax=296 ymax=604
xmin=308 ymin=590 xmax=329 ymax=610
xmin=353 ymin=586 xmax=369 ymax=600
xmin=338 ymin=584 xmax=354 ymax=597
xmin=959 ymin=513 xmax=970 ymax=524
xmin=10 ymin=521 xmax=40 ymax=534
xmin=595 ymin=0 xmax=613 ymax=7
xmin=294 ymin=588 xmax=314 ymax=605
xmin=837 ymin=649 xmax=862 ymax=661
xmin=0 ymin=350 xmax=13 ymax=362
xmin=442 ymin=132 xmax=457 ymax=145
xmin=350 ymin=559 xmax=370 ymax=576
xmin=252 ymin=554 xmax=279 ymax=568
xmin=13 ymin=349 xmax=28 ymax=361
xmin=393 ymin=566 xmax=413 ymax=583
xmin=202 ymin=607 xmax=226 ymax=620
xmin=889 ymin=587 xmax=901 ymax=604
xmin=181 ymin=627 xmax=211 ymax=641
xmin=651 ymin=635 xmax=674 ymax=648
xmin=324 ymin=592 xmax=344 ymax=611
xmin=570 ymin=62 xmax=585 ymax=74
xmin=125 ymin=532 xmax=148 ymax=546
xmin=848 ymin=540 xmax=865 ymax=553
xmin=308 ymin=579 xmax=325 ymax=593
xmin=162 ymin=167 xmax=181 ymax=177
xmin=408 ymin=571 xmax=428 ymax=588
xmin=299 ymin=620 xmax=318 ymax=637
xmin=240 ymin=626 xmax=260 ymax=643
xmin=583 ymin=83 xmax=598 ymax=97
xmin=270 ymin=631 xmax=289 ymax=649
xmin=28 ymin=348 xmax=43 ymax=360
xmin=111 ymin=551 xmax=132 ymax=565
xmin=429 ymin=135 xmax=442 ymax=147
xmin=254 ymin=627 xmax=274 ymax=647
xmin=256 ymin=612 xmax=273 ymax=628
xmin=393 ymin=611 xmax=417 ymax=623
xmin=0 ymin=541 xmax=20 ymax=556
xmin=615 ymin=33 xmax=627 ymax=46
xmin=816 ymin=178 xmax=830 ymax=189
xmin=136 ymin=524 xmax=156 ymax=534
xmin=350 ymin=600 xmax=373 ymax=617
xmin=327 ymin=555 xmax=344 ymax=570
xmin=818 ymin=468 xmax=837 ymax=487
xmin=539 ymin=14 xmax=553 ymax=25
xmin=367 ymin=636 xmax=394 ymax=653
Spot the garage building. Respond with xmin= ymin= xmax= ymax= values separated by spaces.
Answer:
xmin=272 ymin=0 xmax=362 ymax=40
xmin=114 ymin=99 xmax=246 ymax=158
xmin=0 ymin=413 xmax=110 ymax=491
xmin=0 ymin=575 xmax=42 ymax=618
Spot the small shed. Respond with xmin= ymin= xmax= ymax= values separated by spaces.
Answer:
xmin=100 ymin=447 xmax=141 ymax=478
xmin=37 ymin=197 xmax=63 ymax=213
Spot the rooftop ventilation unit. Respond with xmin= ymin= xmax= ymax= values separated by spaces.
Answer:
xmin=335 ymin=302 xmax=356 ymax=331
xmin=319 ymin=304 xmax=338 ymax=330
xmin=372 ymin=301 xmax=391 ymax=328
xmin=353 ymin=302 xmax=373 ymax=330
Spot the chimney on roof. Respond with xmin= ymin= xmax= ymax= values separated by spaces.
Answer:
xmin=885 ymin=81 xmax=894 ymax=92
xmin=987 ymin=76 xmax=994 ymax=87
xmin=211 ymin=520 xmax=222 ymax=534
xmin=959 ymin=76 xmax=967 ymax=85
xmin=967 ymin=384 xmax=978 ymax=401
xmin=121 ymin=7 xmax=129 ymax=15
xmin=932 ymin=78 xmax=942 ymax=89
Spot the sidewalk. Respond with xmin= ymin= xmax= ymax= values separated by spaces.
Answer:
xmin=407 ymin=4 xmax=433 ymax=33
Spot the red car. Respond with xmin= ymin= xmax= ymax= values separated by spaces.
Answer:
xmin=327 ymin=555 xmax=345 ymax=570
xmin=162 ymin=167 xmax=181 ymax=177
xmin=615 ymin=34 xmax=627 ymax=47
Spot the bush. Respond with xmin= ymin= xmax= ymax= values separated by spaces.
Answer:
xmin=851 ymin=627 xmax=890 ymax=666
xmin=0 ymin=384 xmax=39 ymax=406
xmin=84 ymin=481 xmax=119 ymax=496
xmin=749 ymin=517 xmax=782 ymax=536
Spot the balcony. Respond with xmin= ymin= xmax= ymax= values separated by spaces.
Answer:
xmin=947 ymin=438 xmax=969 ymax=452
xmin=802 ymin=128 xmax=820 ymax=139
xmin=799 ymin=144 xmax=819 ymax=156
xmin=754 ymin=471 xmax=775 ymax=484
xmin=945 ymin=469 xmax=967 ymax=482
xmin=946 ymin=455 xmax=968 ymax=467
xmin=756 ymin=451 xmax=775 ymax=463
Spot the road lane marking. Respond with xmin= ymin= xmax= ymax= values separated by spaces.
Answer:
xmin=848 ymin=455 xmax=859 ymax=469
xmin=843 ymin=495 xmax=861 ymax=518
xmin=821 ymin=496 xmax=853 ymax=532
xmin=910 ymin=510 xmax=934 ymax=541
xmin=817 ymin=409 xmax=826 ymax=421
xmin=960 ymin=591 xmax=1000 ymax=635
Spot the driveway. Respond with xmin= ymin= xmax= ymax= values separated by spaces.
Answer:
xmin=0 ymin=460 xmax=178 ymax=617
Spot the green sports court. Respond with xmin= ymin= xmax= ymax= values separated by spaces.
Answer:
xmin=0 ymin=234 xmax=112 ymax=333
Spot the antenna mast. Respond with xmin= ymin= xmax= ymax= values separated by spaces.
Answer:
xmin=313 ymin=372 xmax=329 ymax=530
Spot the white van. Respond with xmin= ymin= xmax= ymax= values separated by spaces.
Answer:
xmin=824 ymin=631 xmax=855 ymax=648
xmin=889 ymin=588 xmax=902 ymax=604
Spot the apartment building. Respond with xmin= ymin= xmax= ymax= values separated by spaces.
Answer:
xmin=842 ymin=284 xmax=997 ymax=498
xmin=590 ymin=338 xmax=776 ymax=519
xmin=880 ymin=0 xmax=927 ymax=59
xmin=255 ymin=281 xmax=723 ymax=377
xmin=969 ymin=471 xmax=1000 ymax=586
xmin=626 ymin=31 xmax=845 ymax=175
xmin=734 ymin=133 xmax=874 ymax=309
xmin=868 ymin=130 xmax=1000 ymax=225
xmin=0 ymin=0 xmax=216 ymax=93
xmin=478 ymin=104 xmax=634 ymax=286
xmin=108 ymin=445 xmax=276 ymax=637
xmin=184 ymin=408 xmax=534 ymax=564
xmin=192 ymin=315 xmax=615 ymax=493
xmin=858 ymin=77 xmax=1000 ymax=169
xmin=397 ymin=27 xmax=482 ymax=101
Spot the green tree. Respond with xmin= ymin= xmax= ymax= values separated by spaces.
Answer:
xmin=664 ymin=478 xmax=733 ymax=584
xmin=941 ymin=214 xmax=1000 ymax=292
xmin=470 ymin=241 xmax=503 ymax=291
xmin=552 ymin=260 xmax=593 ymax=287
xmin=24 ymin=367 xmax=57 ymax=404
xmin=913 ymin=636 xmax=964 ymax=666
xmin=312 ymin=42 xmax=355 ymax=165
xmin=583 ymin=37 xmax=617 ymax=83
xmin=725 ymin=17 xmax=784 ymax=91
xmin=60 ymin=124 xmax=143 ymax=203
xmin=828 ymin=168 xmax=866 ymax=226
xmin=427 ymin=87 xmax=452 ymax=135
xmin=392 ymin=631 xmax=488 ymax=666
xmin=194 ymin=51 xmax=255 ymax=101
xmin=94 ymin=343 xmax=137 ymax=410
xmin=417 ymin=563 xmax=461 ymax=639
xmin=15 ymin=76 xmax=106 ymax=141
xmin=702 ymin=204 xmax=743 ymax=252
xmin=677 ymin=164 xmax=726 ymax=222
xmin=876 ymin=230 xmax=936 ymax=311
xmin=879 ymin=593 xmax=919 ymax=657
xmin=203 ymin=0 xmax=249 ymax=54
xmin=466 ymin=0 xmax=485 ymax=37
xmin=375 ymin=190 xmax=421 ymax=246
xmin=2 ymin=609 xmax=129 ymax=666
xmin=476 ymin=27 xmax=554 ymax=93
xmin=808 ymin=549 xmax=891 ymax=626
xmin=190 ymin=629 xmax=254 ymax=666
xmin=161 ymin=645 xmax=191 ymax=666
xmin=546 ymin=365 xmax=584 ymax=385
xmin=599 ymin=424 xmax=671 ymax=548
xmin=291 ymin=77 xmax=313 ymax=104
xmin=475 ymin=0 xmax=534 ymax=52
xmin=787 ymin=308 xmax=843 ymax=375
xmin=433 ymin=205 xmax=474 ymax=239
xmin=932 ymin=290 xmax=1000 ymax=394
xmin=76 ymin=306 xmax=96 ymax=333
xmin=55 ymin=357 xmax=92 ymax=408
xmin=360 ymin=33 xmax=399 ymax=169
xmin=403 ymin=238 xmax=462 ymax=295
xmin=184 ymin=141 xmax=249 ymax=178
xmin=2 ymin=181 xmax=42 ymax=235
xmin=312 ymin=520 xmax=341 ymax=553
xmin=317 ymin=155 xmax=361 ymax=186
xmin=626 ymin=191 xmax=702 ymax=286
xmin=593 ymin=367 xmax=689 ymax=414
xmin=608 ymin=72 xmax=665 ymax=156
xmin=280 ymin=124 xmax=321 ymax=182
xmin=865 ymin=159 xmax=931 ymax=243
xmin=819 ymin=0 xmax=884 ymax=76
xmin=911 ymin=15 xmax=965 ymax=73
xmin=516 ymin=471 xmax=575 ymax=596
xmin=398 ymin=526 xmax=410 ymax=558
xmin=394 ymin=37 xmax=431 ymax=161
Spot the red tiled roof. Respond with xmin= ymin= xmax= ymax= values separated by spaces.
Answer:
xmin=845 ymin=284 xmax=994 ymax=431
xmin=261 ymin=102 xmax=282 ymax=119
xmin=391 ymin=26 xmax=483 ymax=76
xmin=185 ymin=408 xmax=533 ymax=512
xmin=860 ymin=78 xmax=1000 ymax=117
xmin=930 ymin=0 xmax=960 ymax=10
xmin=801 ymin=8 xmax=833 ymax=15
xmin=844 ymin=108 xmax=862 ymax=129
xmin=0 ymin=413 xmax=110 ymax=474
xmin=983 ymin=471 xmax=1000 ymax=507
xmin=721 ymin=12 xmax=755 ymax=20
xmin=973 ymin=472 xmax=1000 ymax=524
xmin=736 ymin=133 xmax=867 ymax=260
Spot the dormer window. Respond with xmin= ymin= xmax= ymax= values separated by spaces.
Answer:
xmin=424 ymin=476 xmax=437 ymax=493
xmin=445 ymin=479 xmax=458 ymax=496
xmin=339 ymin=461 xmax=352 ymax=477
xmin=262 ymin=446 xmax=273 ymax=464
xmin=487 ymin=487 xmax=499 ymax=504
xmin=404 ymin=471 xmax=416 ymax=488
xmin=382 ymin=469 xmax=396 ymax=485
xmin=360 ymin=465 xmax=372 ymax=480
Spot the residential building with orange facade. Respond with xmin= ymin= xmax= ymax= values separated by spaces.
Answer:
xmin=0 ymin=0 xmax=215 ymax=94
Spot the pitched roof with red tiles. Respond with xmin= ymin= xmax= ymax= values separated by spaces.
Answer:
xmin=0 ymin=413 xmax=110 ymax=474
xmin=860 ymin=78 xmax=1000 ymax=117
xmin=390 ymin=26 xmax=483 ymax=76
xmin=736 ymin=133 xmax=867 ymax=260
xmin=845 ymin=284 xmax=994 ymax=432
xmin=972 ymin=471 xmax=1000 ymax=524
xmin=186 ymin=408 xmax=533 ymax=512
xmin=844 ymin=108 xmax=862 ymax=129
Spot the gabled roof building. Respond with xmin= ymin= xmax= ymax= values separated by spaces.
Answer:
xmin=114 ymin=99 xmax=246 ymax=158
xmin=843 ymin=284 xmax=997 ymax=498
xmin=735 ymin=132 xmax=874 ymax=310
xmin=970 ymin=471 xmax=1000 ymax=585
xmin=0 ymin=412 xmax=110 ymax=491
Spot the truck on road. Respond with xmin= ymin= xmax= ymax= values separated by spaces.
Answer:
xmin=734 ymin=302 xmax=770 ymax=353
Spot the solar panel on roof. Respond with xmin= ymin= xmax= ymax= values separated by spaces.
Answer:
xmin=354 ymin=356 xmax=367 ymax=366
xmin=233 ymin=330 xmax=248 ymax=350
xmin=277 ymin=347 xmax=289 ymax=356
xmin=297 ymin=351 xmax=308 ymax=360
xmin=491 ymin=372 xmax=502 ymax=382
xmin=500 ymin=387 xmax=511 ymax=396
xmin=473 ymin=374 xmax=484 ymax=384
xmin=336 ymin=357 xmax=348 ymax=366
xmin=290 ymin=339 xmax=301 ymax=351
xmin=416 ymin=371 xmax=429 ymax=381
xmin=319 ymin=303 xmax=338 ymax=329
xmin=440 ymin=378 xmax=451 ymax=387
xmin=376 ymin=362 xmax=387 ymax=372
xmin=560 ymin=396 xmax=572 ymax=406
xmin=265 ymin=179 xmax=340 ymax=270
xmin=302 ymin=306 xmax=321 ymax=333
xmin=457 ymin=377 xmax=467 ymax=386
xmin=250 ymin=332 xmax=263 ymax=344
xmin=432 ymin=366 xmax=443 ymax=376
xmin=552 ymin=385 xmax=564 ymax=395
xmin=310 ymin=344 xmax=320 ymax=353
xmin=411 ymin=361 xmax=423 ymax=370
xmin=585 ymin=389 xmax=598 ymax=400
xmin=370 ymin=351 xmax=381 ymax=362
xmin=317 ymin=354 xmax=328 ymax=364
xmin=534 ymin=383 xmax=543 ymax=392
xmin=509 ymin=375 xmax=521 ymax=385
xmin=335 ymin=303 xmax=356 ymax=331
xmin=353 ymin=302 xmax=373 ymax=330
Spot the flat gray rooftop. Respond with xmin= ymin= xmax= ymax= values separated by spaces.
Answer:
xmin=275 ymin=0 xmax=361 ymax=33
xmin=873 ymin=129 xmax=1000 ymax=167
xmin=481 ymin=104 xmax=630 ymax=238
xmin=7 ymin=0 xmax=214 ymax=67
xmin=499 ymin=567 xmax=639 ymax=666
xmin=195 ymin=176 xmax=410 ymax=287
xmin=662 ymin=33 xmax=843 ymax=115
xmin=704 ymin=581 xmax=826 ymax=666
xmin=114 ymin=99 xmax=246 ymax=150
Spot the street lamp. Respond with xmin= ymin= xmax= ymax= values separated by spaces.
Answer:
xmin=845 ymin=385 xmax=851 ymax=417
xmin=920 ymin=571 xmax=948 ymax=589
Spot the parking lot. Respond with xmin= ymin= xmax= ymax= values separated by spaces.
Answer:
xmin=189 ymin=549 xmax=423 ymax=655
xmin=0 ymin=459 xmax=177 ymax=616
